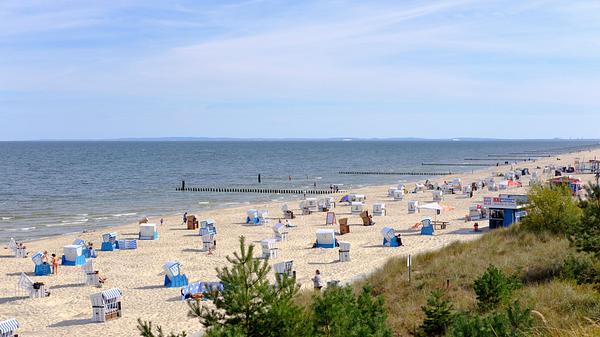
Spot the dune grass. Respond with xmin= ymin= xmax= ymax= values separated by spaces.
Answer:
xmin=297 ymin=226 xmax=600 ymax=336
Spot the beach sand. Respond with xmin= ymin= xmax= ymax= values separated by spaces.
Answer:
xmin=1 ymin=149 xmax=598 ymax=337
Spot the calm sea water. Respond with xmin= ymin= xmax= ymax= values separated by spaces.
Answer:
xmin=0 ymin=140 xmax=597 ymax=241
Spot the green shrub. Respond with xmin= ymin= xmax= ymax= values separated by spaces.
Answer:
xmin=561 ymin=254 xmax=599 ymax=285
xmin=571 ymin=183 xmax=600 ymax=259
xmin=449 ymin=301 xmax=532 ymax=337
xmin=473 ymin=265 xmax=521 ymax=312
xmin=311 ymin=285 xmax=391 ymax=337
xmin=522 ymin=184 xmax=581 ymax=235
xmin=415 ymin=289 xmax=454 ymax=337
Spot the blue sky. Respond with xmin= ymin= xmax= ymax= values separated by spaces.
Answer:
xmin=1 ymin=0 xmax=599 ymax=140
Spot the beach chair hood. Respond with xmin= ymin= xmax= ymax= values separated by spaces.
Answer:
xmin=0 ymin=318 xmax=19 ymax=334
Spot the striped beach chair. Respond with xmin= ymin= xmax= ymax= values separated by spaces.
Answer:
xmin=31 ymin=251 xmax=51 ymax=276
xmin=163 ymin=261 xmax=188 ymax=288
xmin=91 ymin=288 xmax=122 ymax=322
xmin=18 ymin=272 xmax=49 ymax=298
xmin=116 ymin=239 xmax=137 ymax=250
xmin=0 ymin=318 xmax=19 ymax=337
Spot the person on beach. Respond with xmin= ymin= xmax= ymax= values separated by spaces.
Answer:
xmin=312 ymin=270 xmax=323 ymax=291
xmin=160 ymin=218 xmax=164 ymax=226
xmin=183 ymin=212 xmax=188 ymax=225
xmin=51 ymin=253 xmax=59 ymax=275
xmin=42 ymin=251 xmax=49 ymax=264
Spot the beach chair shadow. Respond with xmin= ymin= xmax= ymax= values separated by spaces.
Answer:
xmin=134 ymin=284 xmax=164 ymax=290
xmin=447 ymin=228 xmax=488 ymax=235
xmin=50 ymin=283 xmax=82 ymax=290
xmin=182 ymin=248 xmax=204 ymax=253
xmin=0 ymin=296 xmax=24 ymax=304
xmin=307 ymin=261 xmax=339 ymax=265
xmin=6 ymin=271 xmax=31 ymax=276
xmin=183 ymin=233 xmax=199 ymax=237
xmin=170 ymin=227 xmax=189 ymax=231
xmin=48 ymin=318 xmax=92 ymax=328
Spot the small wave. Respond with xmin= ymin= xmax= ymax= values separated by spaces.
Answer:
xmin=198 ymin=201 xmax=210 ymax=205
xmin=77 ymin=213 xmax=88 ymax=216
xmin=44 ymin=223 xmax=66 ymax=227
xmin=62 ymin=218 xmax=88 ymax=223
xmin=113 ymin=212 xmax=137 ymax=217
xmin=20 ymin=227 xmax=36 ymax=231
xmin=1 ymin=217 xmax=13 ymax=221
xmin=94 ymin=217 xmax=109 ymax=220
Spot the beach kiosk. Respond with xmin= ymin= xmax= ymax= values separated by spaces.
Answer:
xmin=101 ymin=232 xmax=118 ymax=251
xmin=484 ymin=195 xmax=527 ymax=229
xmin=90 ymin=288 xmax=122 ymax=323
xmin=32 ymin=251 xmax=51 ymax=276
xmin=163 ymin=261 xmax=189 ymax=288
xmin=381 ymin=227 xmax=401 ymax=247
xmin=315 ymin=229 xmax=336 ymax=248
xmin=62 ymin=244 xmax=86 ymax=266
xmin=139 ymin=223 xmax=158 ymax=240
xmin=0 ymin=318 xmax=19 ymax=337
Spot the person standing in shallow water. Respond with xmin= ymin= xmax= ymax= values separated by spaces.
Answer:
xmin=258 ymin=174 xmax=261 ymax=183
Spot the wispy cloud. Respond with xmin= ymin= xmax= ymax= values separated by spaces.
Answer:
xmin=1 ymin=0 xmax=600 ymax=139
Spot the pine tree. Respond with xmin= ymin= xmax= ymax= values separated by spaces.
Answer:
xmin=416 ymin=289 xmax=454 ymax=337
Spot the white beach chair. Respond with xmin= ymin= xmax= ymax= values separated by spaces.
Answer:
xmin=305 ymin=198 xmax=318 ymax=212
xmin=202 ymin=233 xmax=215 ymax=251
xmin=257 ymin=210 xmax=269 ymax=224
xmin=90 ymin=288 xmax=122 ymax=322
xmin=272 ymin=222 xmax=288 ymax=241
xmin=408 ymin=200 xmax=419 ymax=214
xmin=338 ymin=241 xmax=351 ymax=262
xmin=350 ymin=202 xmax=363 ymax=215
xmin=432 ymin=190 xmax=443 ymax=202
xmin=388 ymin=187 xmax=397 ymax=197
xmin=7 ymin=238 xmax=26 ymax=258
xmin=139 ymin=223 xmax=158 ymax=240
xmin=17 ymin=272 xmax=48 ymax=299
xmin=261 ymin=239 xmax=278 ymax=259
xmin=373 ymin=203 xmax=386 ymax=216
xmin=82 ymin=260 xmax=102 ymax=287
xmin=415 ymin=183 xmax=426 ymax=193
xmin=393 ymin=189 xmax=404 ymax=200
xmin=0 ymin=318 xmax=19 ymax=337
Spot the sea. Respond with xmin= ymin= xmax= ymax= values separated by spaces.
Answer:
xmin=1 ymin=140 xmax=598 ymax=241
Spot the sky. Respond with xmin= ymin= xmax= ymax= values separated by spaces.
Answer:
xmin=1 ymin=0 xmax=599 ymax=140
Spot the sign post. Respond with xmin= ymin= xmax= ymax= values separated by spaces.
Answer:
xmin=407 ymin=254 xmax=412 ymax=283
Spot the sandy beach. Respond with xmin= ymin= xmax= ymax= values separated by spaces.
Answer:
xmin=1 ymin=148 xmax=599 ymax=337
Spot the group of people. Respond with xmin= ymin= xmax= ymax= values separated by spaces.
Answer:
xmin=41 ymin=251 xmax=60 ymax=275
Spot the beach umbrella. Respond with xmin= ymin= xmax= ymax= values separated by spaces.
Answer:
xmin=418 ymin=202 xmax=454 ymax=222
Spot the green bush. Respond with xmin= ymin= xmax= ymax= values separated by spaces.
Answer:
xmin=571 ymin=183 xmax=600 ymax=259
xmin=521 ymin=184 xmax=581 ymax=235
xmin=473 ymin=265 xmax=521 ymax=312
xmin=311 ymin=285 xmax=391 ymax=337
xmin=415 ymin=289 xmax=454 ymax=337
xmin=561 ymin=254 xmax=599 ymax=285
xmin=448 ymin=301 xmax=532 ymax=337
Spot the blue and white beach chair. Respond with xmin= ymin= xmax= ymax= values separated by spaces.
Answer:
xmin=181 ymin=281 xmax=224 ymax=301
xmin=90 ymin=288 xmax=122 ymax=322
xmin=315 ymin=229 xmax=336 ymax=248
xmin=31 ymin=251 xmax=51 ymax=276
xmin=7 ymin=238 xmax=26 ymax=258
xmin=101 ymin=232 xmax=118 ymax=251
xmin=62 ymin=244 xmax=86 ymax=266
xmin=0 ymin=318 xmax=19 ymax=337
xmin=73 ymin=239 xmax=97 ymax=258
xmin=246 ymin=209 xmax=258 ymax=224
xmin=116 ymin=239 xmax=137 ymax=250
xmin=139 ymin=223 xmax=158 ymax=240
xmin=420 ymin=217 xmax=434 ymax=235
xmin=163 ymin=261 xmax=189 ymax=288
xmin=381 ymin=227 xmax=401 ymax=247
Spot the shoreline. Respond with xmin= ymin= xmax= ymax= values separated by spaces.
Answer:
xmin=1 ymin=147 xmax=599 ymax=337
